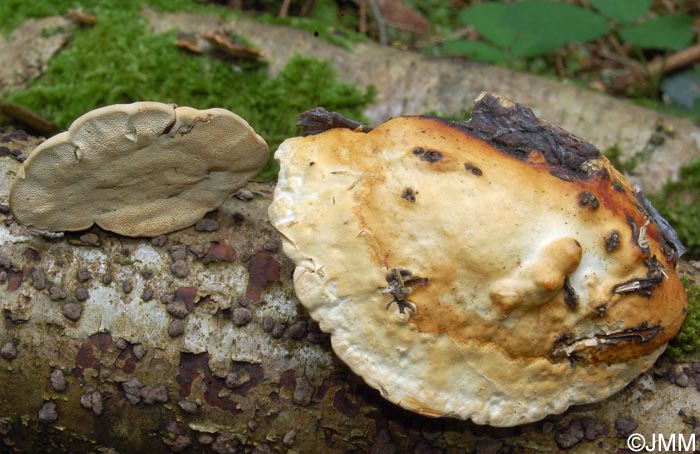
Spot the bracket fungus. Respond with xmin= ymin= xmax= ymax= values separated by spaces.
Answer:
xmin=10 ymin=102 xmax=268 ymax=237
xmin=268 ymin=93 xmax=688 ymax=426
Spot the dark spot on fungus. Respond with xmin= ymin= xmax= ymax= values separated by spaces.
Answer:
xmin=170 ymin=244 xmax=188 ymax=261
xmin=401 ymin=188 xmax=416 ymax=203
xmin=578 ymin=191 xmax=599 ymax=210
xmin=613 ymin=182 xmax=625 ymax=193
xmin=464 ymin=162 xmax=483 ymax=176
xmin=245 ymin=251 xmax=281 ymax=303
xmin=605 ymin=230 xmax=621 ymax=253
xmin=563 ymin=276 xmax=579 ymax=308
xmin=612 ymin=256 xmax=666 ymax=297
xmin=412 ymin=147 xmax=443 ymax=163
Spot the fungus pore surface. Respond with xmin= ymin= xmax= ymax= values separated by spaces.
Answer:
xmin=268 ymin=93 xmax=688 ymax=426
xmin=10 ymin=102 xmax=269 ymax=237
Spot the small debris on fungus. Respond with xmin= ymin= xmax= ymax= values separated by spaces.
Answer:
xmin=30 ymin=267 xmax=47 ymax=290
xmin=167 ymin=300 xmax=190 ymax=319
xmin=170 ymin=260 xmax=190 ymax=278
xmin=141 ymin=287 xmax=154 ymax=301
xmin=61 ymin=301 xmax=83 ymax=321
xmin=268 ymin=92 xmax=688 ymax=426
xmin=168 ymin=319 xmax=185 ymax=338
xmin=9 ymin=102 xmax=269 ymax=237
xmin=75 ymin=286 xmax=89 ymax=301
xmin=178 ymin=400 xmax=199 ymax=414
xmin=48 ymin=285 xmax=67 ymax=301
xmin=80 ymin=390 xmax=104 ymax=415
xmin=195 ymin=218 xmax=220 ymax=232
xmin=231 ymin=307 xmax=252 ymax=326
xmin=121 ymin=280 xmax=133 ymax=294
xmin=0 ymin=342 xmax=17 ymax=360
xmin=38 ymin=402 xmax=58 ymax=423
xmin=77 ymin=268 xmax=91 ymax=282
xmin=50 ymin=369 xmax=67 ymax=392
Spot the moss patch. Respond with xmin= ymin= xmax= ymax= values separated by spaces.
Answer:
xmin=651 ymin=158 xmax=700 ymax=259
xmin=667 ymin=276 xmax=700 ymax=358
xmin=3 ymin=0 xmax=375 ymax=178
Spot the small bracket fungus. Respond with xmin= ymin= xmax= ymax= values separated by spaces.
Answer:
xmin=10 ymin=102 xmax=268 ymax=237
xmin=268 ymin=93 xmax=688 ymax=426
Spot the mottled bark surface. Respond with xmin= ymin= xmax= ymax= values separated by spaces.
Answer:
xmin=1 ymin=131 xmax=699 ymax=454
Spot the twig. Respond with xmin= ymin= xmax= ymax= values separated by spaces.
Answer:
xmin=358 ymin=0 xmax=368 ymax=34
xmin=365 ymin=0 xmax=388 ymax=45
xmin=279 ymin=0 xmax=292 ymax=18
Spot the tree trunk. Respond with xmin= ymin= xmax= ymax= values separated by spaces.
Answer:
xmin=0 ymin=132 xmax=699 ymax=454
xmin=2 ymin=13 xmax=700 ymax=453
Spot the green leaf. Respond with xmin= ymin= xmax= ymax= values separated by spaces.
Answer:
xmin=589 ymin=0 xmax=651 ymax=24
xmin=457 ymin=3 xmax=516 ymax=48
xmin=620 ymin=14 xmax=693 ymax=50
xmin=504 ymin=0 xmax=611 ymax=58
xmin=440 ymin=39 xmax=508 ymax=63
xmin=458 ymin=0 xmax=610 ymax=59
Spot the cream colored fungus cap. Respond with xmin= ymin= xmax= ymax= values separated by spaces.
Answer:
xmin=268 ymin=93 xmax=687 ymax=426
xmin=10 ymin=102 xmax=268 ymax=237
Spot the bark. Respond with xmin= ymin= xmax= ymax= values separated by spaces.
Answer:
xmin=1 ymin=131 xmax=700 ymax=454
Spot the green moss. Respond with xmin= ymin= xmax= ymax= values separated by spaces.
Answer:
xmin=667 ymin=276 xmax=700 ymax=358
xmin=4 ymin=0 xmax=374 ymax=179
xmin=0 ymin=0 xmax=230 ymax=36
xmin=651 ymin=158 xmax=700 ymax=259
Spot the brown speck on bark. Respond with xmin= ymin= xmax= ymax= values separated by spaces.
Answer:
xmin=246 ymin=251 xmax=281 ymax=303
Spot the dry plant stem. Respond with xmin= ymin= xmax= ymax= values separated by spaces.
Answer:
xmin=300 ymin=0 xmax=316 ymax=17
xmin=359 ymin=0 xmax=368 ymax=34
xmin=611 ymin=45 xmax=700 ymax=93
xmin=364 ymin=0 xmax=388 ymax=45
xmin=279 ymin=0 xmax=292 ymax=18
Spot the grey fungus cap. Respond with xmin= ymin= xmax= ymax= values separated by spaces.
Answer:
xmin=10 ymin=102 xmax=269 ymax=237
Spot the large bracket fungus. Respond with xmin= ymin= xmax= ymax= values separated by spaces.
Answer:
xmin=268 ymin=93 xmax=688 ymax=426
xmin=10 ymin=102 xmax=269 ymax=237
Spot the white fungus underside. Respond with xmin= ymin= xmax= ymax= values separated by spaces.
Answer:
xmin=269 ymin=133 xmax=664 ymax=427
